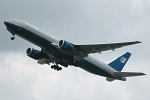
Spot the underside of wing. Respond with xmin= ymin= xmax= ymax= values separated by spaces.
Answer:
xmin=73 ymin=41 xmax=141 ymax=60
xmin=75 ymin=41 xmax=141 ymax=53
xmin=37 ymin=58 xmax=55 ymax=65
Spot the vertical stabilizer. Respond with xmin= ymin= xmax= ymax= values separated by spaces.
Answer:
xmin=108 ymin=52 xmax=131 ymax=71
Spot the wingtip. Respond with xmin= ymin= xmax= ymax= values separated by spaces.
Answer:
xmin=136 ymin=41 xmax=142 ymax=43
xmin=137 ymin=72 xmax=146 ymax=76
xmin=142 ymin=73 xmax=146 ymax=75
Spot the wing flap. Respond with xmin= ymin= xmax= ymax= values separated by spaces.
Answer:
xmin=114 ymin=72 xmax=146 ymax=77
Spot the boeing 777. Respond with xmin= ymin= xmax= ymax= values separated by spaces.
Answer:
xmin=4 ymin=18 xmax=145 ymax=82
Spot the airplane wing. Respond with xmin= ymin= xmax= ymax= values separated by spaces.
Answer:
xmin=73 ymin=41 xmax=141 ymax=60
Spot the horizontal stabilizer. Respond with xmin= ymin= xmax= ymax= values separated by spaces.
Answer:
xmin=114 ymin=72 xmax=146 ymax=77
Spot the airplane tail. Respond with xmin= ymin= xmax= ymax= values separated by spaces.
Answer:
xmin=108 ymin=52 xmax=131 ymax=71
xmin=107 ymin=52 xmax=146 ymax=82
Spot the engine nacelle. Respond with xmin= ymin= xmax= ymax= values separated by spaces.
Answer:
xmin=58 ymin=40 xmax=75 ymax=52
xmin=26 ymin=48 xmax=43 ymax=60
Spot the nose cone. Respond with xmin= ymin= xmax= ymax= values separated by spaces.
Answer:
xmin=4 ymin=20 xmax=10 ymax=27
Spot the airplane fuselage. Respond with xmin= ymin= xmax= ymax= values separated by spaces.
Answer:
xmin=4 ymin=19 xmax=128 ymax=81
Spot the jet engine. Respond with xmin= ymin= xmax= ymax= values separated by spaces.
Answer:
xmin=58 ymin=40 xmax=75 ymax=52
xmin=26 ymin=48 xmax=43 ymax=60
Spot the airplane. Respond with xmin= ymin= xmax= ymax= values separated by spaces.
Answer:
xmin=4 ymin=18 xmax=145 ymax=82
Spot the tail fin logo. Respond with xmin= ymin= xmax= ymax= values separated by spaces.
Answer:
xmin=120 ymin=57 xmax=126 ymax=63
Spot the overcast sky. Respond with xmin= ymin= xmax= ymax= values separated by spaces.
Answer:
xmin=0 ymin=0 xmax=150 ymax=100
